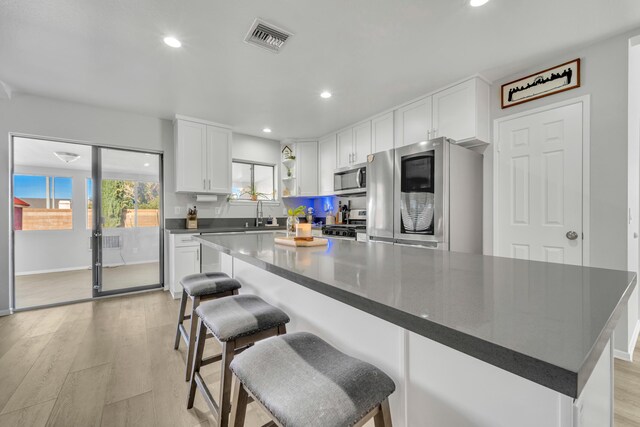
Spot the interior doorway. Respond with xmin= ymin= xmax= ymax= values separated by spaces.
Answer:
xmin=11 ymin=136 xmax=163 ymax=309
xmin=493 ymin=96 xmax=590 ymax=266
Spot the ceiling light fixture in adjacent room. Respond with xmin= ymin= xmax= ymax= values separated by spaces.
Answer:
xmin=469 ymin=0 xmax=490 ymax=7
xmin=320 ymin=91 xmax=332 ymax=99
xmin=54 ymin=151 xmax=80 ymax=163
xmin=163 ymin=36 xmax=182 ymax=48
xmin=263 ymin=128 xmax=272 ymax=133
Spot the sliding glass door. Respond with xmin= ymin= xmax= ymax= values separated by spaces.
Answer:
xmin=11 ymin=136 xmax=163 ymax=309
xmin=93 ymin=147 xmax=162 ymax=296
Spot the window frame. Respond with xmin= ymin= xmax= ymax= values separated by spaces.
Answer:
xmin=230 ymin=159 xmax=279 ymax=204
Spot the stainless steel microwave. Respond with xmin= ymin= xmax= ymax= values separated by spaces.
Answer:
xmin=334 ymin=163 xmax=366 ymax=195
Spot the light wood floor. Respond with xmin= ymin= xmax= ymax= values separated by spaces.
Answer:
xmin=615 ymin=342 xmax=640 ymax=426
xmin=1 ymin=290 xmax=637 ymax=426
xmin=15 ymin=262 xmax=160 ymax=309
xmin=0 ymin=290 xmax=272 ymax=427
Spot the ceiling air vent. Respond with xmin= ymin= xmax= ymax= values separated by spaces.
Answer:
xmin=244 ymin=18 xmax=293 ymax=53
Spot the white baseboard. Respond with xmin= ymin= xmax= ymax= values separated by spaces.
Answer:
xmin=0 ymin=309 xmax=12 ymax=317
xmin=614 ymin=319 xmax=640 ymax=362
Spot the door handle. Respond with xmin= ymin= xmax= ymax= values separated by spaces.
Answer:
xmin=566 ymin=231 xmax=579 ymax=241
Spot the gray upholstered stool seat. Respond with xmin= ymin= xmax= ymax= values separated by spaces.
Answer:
xmin=180 ymin=272 xmax=241 ymax=297
xmin=195 ymin=294 xmax=290 ymax=342
xmin=230 ymin=332 xmax=396 ymax=427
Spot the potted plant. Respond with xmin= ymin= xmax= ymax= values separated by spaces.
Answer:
xmin=239 ymin=186 xmax=270 ymax=202
xmin=286 ymin=205 xmax=306 ymax=236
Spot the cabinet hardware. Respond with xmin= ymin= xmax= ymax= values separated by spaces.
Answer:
xmin=203 ymin=179 xmax=206 ymax=189
xmin=427 ymin=129 xmax=431 ymax=140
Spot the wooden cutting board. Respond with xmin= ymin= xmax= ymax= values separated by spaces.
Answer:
xmin=274 ymin=236 xmax=329 ymax=247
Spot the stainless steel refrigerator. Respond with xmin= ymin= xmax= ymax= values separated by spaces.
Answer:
xmin=366 ymin=137 xmax=483 ymax=253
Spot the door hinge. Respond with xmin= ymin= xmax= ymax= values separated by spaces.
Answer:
xmin=93 ymin=284 xmax=100 ymax=290
xmin=95 ymin=262 xmax=102 ymax=267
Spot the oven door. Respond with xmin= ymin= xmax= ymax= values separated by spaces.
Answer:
xmin=393 ymin=138 xmax=448 ymax=246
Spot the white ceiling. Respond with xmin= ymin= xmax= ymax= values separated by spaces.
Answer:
xmin=13 ymin=137 xmax=160 ymax=176
xmin=1 ymin=0 xmax=639 ymax=140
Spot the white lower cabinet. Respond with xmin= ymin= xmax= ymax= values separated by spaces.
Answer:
xmin=168 ymin=233 xmax=200 ymax=298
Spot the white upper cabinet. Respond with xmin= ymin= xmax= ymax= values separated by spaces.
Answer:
xmin=296 ymin=141 xmax=318 ymax=196
xmin=336 ymin=128 xmax=354 ymax=169
xmin=206 ymin=125 xmax=232 ymax=193
xmin=394 ymin=96 xmax=433 ymax=147
xmin=431 ymin=77 xmax=489 ymax=145
xmin=371 ymin=112 xmax=394 ymax=153
xmin=336 ymin=122 xmax=372 ymax=167
xmin=352 ymin=122 xmax=372 ymax=164
xmin=318 ymin=134 xmax=336 ymax=195
xmin=175 ymin=117 xmax=232 ymax=193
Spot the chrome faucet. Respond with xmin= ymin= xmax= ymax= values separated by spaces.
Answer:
xmin=255 ymin=200 xmax=264 ymax=227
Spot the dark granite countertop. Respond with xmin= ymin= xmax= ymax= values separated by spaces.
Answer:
xmin=195 ymin=233 xmax=636 ymax=399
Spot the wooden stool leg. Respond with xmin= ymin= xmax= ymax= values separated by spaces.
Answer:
xmin=187 ymin=317 xmax=207 ymax=409
xmin=185 ymin=295 xmax=201 ymax=381
xmin=174 ymin=289 xmax=188 ymax=350
xmin=229 ymin=375 xmax=248 ymax=427
xmin=218 ymin=340 xmax=236 ymax=427
xmin=373 ymin=399 xmax=393 ymax=427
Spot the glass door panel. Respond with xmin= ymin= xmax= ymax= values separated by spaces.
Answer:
xmin=95 ymin=148 xmax=162 ymax=295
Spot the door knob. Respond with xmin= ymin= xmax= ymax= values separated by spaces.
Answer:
xmin=566 ymin=231 xmax=579 ymax=240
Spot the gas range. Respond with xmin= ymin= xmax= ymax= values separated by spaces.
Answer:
xmin=322 ymin=224 xmax=366 ymax=239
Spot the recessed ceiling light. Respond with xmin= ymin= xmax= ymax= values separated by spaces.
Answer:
xmin=469 ymin=0 xmax=489 ymax=6
xmin=143 ymin=162 xmax=150 ymax=167
xmin=320 ymin=91 xmax=332 ymax=99
xmin=263 ymin=128 xmax=272 ymax=133
xmin=163 ymin=36 xmax=182 ymax=48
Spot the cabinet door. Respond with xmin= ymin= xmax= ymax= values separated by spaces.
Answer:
xmin=296 ymin=141 xmax=318 ymax=196
xmin=432 ymin=79 xmax=475 ymax=142
xmin=394 ymin=96 xmax=432 ymax=147
xmin=336 ymin=128 xmax=354 ymax=168
xmin=173 ymin=245 xmax=200 ymax=295
xmin=371 ymin=112 xmax=394 ymax=153
xmin=175 ymin=120 xmax=207 ymax=192
xmin=318 ymin=134 xmax=336 ymax=195
xmin=352 ymin=121 xmax=371 ymax=164
xmin=206 ymin=125 xmax=232 ymax=193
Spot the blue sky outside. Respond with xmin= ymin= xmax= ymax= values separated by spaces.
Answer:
xmin=14 ymin=175 xmax=73 ymax=199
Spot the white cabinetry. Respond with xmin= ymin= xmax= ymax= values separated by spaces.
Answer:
xmin=394 ymin=96 xmax=433 ymax=147
xmin=296 ymin=141 xmax=318 ymax=196
xmin=318 ymin=134 xmax=336 ymax=195
xmin=371 ymin=112 xmax=394 ymax=153
xmin=431 ymin=77 xmax=489 ymax=145
xmin=352 ymin=122 xmax=371 ymax=164
xmin=175 ymin=117 xmax=232 ymax=193
xmin=336 ymin=128 xmax=354 ymax=169
xmin=168 ymin=233 xmax=200 ymax=298
xmin=336 ymin=122 xmax=372 ymax=167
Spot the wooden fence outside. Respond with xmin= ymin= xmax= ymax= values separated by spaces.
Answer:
xmin=21 ymin=208 xmax=159 ymax=230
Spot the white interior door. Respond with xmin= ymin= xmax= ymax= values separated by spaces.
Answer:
xmin=496 ymin=102 xmax=583 ymax=265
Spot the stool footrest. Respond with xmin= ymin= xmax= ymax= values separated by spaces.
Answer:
xmin=202 ymin=354 xmax=222 ymax=366
xmin=194 ymin=371 xmax=219 ymax=417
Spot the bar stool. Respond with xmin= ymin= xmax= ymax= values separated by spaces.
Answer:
xmin=229 ymin=332 xmax=396 ymax=427
xmin=174 ymin=272 xmax=241 ymax=381
xmin=187 ymin=294 xmax=290 ymax=427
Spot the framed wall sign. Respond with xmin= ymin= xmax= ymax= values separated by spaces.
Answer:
xmin=501 ymin=58 xmax=581 ymax=109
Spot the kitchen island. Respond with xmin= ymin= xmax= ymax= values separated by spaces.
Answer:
xmin=195 ymin=233 xmax=636 ymax=427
